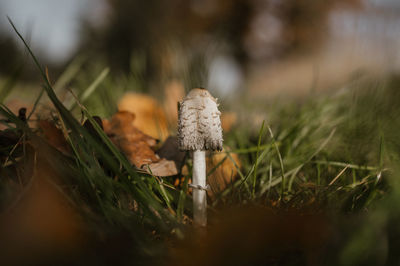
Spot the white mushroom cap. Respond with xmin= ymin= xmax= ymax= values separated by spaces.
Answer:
xmin=178 ymin=88 xmax=223 ymax=151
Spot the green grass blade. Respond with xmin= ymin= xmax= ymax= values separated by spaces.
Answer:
xmin=252 ymin=120 xmax=265 ymax=198
xmin=53 ymin=55 xmax=86 ymax=93
xmin=27 ymin=87 xmax=45 ymax=120
xmin=8 ymin=17 xmax=176 ymax=228
xmin=67 ymin=67 xmax=109 ymax=110
xmin=267 ymin=125 xmax=285 ymax=199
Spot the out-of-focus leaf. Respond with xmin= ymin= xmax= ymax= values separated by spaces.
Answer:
xmin=38 ymin=120 xmax=70 ymax=155
xmin=103 ymin=110 xmax=178 ymax=176
xmin=103 ymin=110 xmax=159 ymax=168
xmin=207 ymin=150 xmax=241 ymax=199
xmin=118 ymin=93 xmax=169 ymax=140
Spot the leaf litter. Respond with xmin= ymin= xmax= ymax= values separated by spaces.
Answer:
xmin=1 ymin=94 xmax=240 ymax=188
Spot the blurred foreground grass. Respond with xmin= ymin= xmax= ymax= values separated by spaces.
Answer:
xmin=1 ymin=21 xmax=400 ymax=266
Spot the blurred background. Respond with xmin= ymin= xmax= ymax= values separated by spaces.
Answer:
xmin=1 ymin=0 xmax=400 ymax=100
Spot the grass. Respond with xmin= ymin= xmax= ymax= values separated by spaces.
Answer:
xmin=1 ymin=19 xmax=400 ymax=265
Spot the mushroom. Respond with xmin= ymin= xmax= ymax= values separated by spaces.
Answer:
xmin=178 ymin=88 xmax=223 ymax=226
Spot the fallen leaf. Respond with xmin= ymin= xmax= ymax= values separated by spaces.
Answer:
xmin=118 ymin=93 xmax=169 ymax=140
xmin=146 ymin=158 xmax=178 ymax=177
xmin=103 ymin=111 xmax=159 ymax=168
xmin=179 ymin=147 xmax=241 ymax=198
xmin=38 ymin=120 xmax=70 ymax=155
xmin=156 ymin=136 xmax=186 ymax=172
xmin=207 ymin=150 xmax=241 ymax=199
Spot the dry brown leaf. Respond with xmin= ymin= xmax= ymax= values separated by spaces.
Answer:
xmin=146 ymin=158 xmax=178 ymax=177
xmin=207 ymin=150 xmax=240 ymax=199
xmin=38 ymin=120 xmax=70 ymax=155
xmin=118 ymin=93 xmax=169 ymax=140
xmin=103 ymin=111 xmax=179 ymax=176
xmin=156 ymin=136 xmax=186 ymax=171
xmin=103 ymin=111 xmax=159 ymax=168
xmin=103 ymin=111 xmax=157 ymax=147
xmin=179 ymin=147 xmax=241 ymax=198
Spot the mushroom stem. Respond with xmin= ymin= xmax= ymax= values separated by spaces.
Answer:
xmin=192 ymin=150 xmax=207 ymax=226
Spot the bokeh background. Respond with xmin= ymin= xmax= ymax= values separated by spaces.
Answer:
xmin=1 ymin=0 xmax=400 ymax=98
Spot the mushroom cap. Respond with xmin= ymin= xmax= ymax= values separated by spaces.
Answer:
xmin=178 ymin=88 xmax=223 ymax=151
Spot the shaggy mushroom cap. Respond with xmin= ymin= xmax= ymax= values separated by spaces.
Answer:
xmin=178 ymin=88 xmax=223 ymax=151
